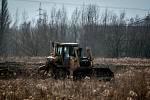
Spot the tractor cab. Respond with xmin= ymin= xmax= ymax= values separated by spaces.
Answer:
xmin=54 ymin=43 xmax=79 ymax=57
xmin=47 ymin=42 xmax=93 ymax=70
xmin=51 ymin=42 xmax=81 ymax=67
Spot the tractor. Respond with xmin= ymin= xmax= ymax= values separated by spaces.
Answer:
xmin=38 ymin=42 xmax=114 ymax=80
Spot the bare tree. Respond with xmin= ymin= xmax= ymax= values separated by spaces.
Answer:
xmin=3 ymin=3 xmax=149 ymax=58
xmin=71 ymin=8 xmax=80 ymax=42
xmin=0 ymin=0 xmax=10 ymax=55
xmin=11 ymin=9 xmax=19 ymax=56
xmin=80 ymin=4 xmax=99 ymax=53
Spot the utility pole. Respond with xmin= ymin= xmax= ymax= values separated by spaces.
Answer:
xmin=43 ymin=11 xmax=48 ymax=24
xmin=38 ymin=2 xmax=43 ymax=24
xmin=37 ymin=2 xmax=47 ymax=24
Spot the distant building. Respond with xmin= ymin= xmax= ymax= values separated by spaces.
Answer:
xmin=130 ymin=14 xmax=150 ymax=26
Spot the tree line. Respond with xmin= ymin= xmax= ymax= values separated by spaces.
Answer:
xmin=0 ymin=0 xmax=150 ymax=57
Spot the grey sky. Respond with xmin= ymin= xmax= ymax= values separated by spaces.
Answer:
xmin=7 ymin=0 xmax=150 ymax=23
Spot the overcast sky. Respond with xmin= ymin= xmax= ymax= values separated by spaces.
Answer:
xmin=7 ymin=0 xmax=150 ymax=23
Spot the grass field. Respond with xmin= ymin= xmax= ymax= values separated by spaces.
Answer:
xmin=0 ymin=57 xmax=150 ymax=100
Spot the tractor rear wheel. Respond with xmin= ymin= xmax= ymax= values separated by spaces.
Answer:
xmin=53 ymin=68 xmax=69 ymax=79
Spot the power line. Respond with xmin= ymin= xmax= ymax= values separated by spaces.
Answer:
xmin=15 ymin=0 xmax=41 ymax=3
xmin=14 ymin=0 xmax=150 ymax=11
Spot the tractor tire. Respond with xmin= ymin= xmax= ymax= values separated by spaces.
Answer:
xmin=53 ymin=68 xmax=69 ymax=79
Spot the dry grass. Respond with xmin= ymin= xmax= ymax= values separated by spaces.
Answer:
xmin=0 ymin=68 xmax=150 ymax=100
xmin=1 ymin=57 xmax=150 ymax=66
xmin=95 ymin=57 xmax=150 ymax=66
xmin=0 ymin=57 xmax=150 ymax=100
